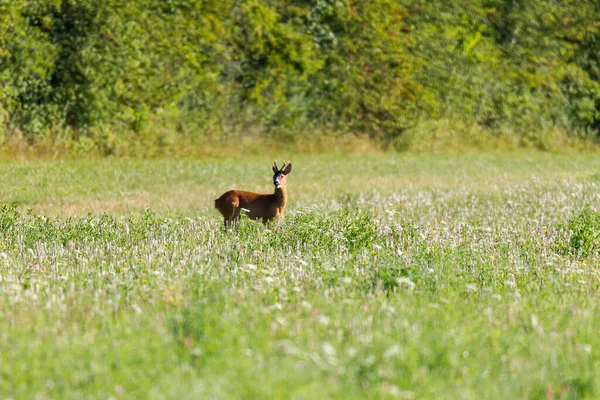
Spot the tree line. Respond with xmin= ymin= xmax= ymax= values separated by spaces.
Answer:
xmin=1 ymin=0 xmax=599 ymax=153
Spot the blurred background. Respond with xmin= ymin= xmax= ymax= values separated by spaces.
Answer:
xmin=1 ymin=0 xmax=599 ymax=157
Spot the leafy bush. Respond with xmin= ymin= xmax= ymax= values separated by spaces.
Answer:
xmin=566 ymin=206 xmax=600 ymax=257
xmin=0 ymin=203 xmax=20 ymax=233
xmin=282 ymin=207 xmax=383 ymax=255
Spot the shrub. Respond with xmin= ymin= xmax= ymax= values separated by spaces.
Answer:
xmin=566 ymin=206 xmax=600 ymax=257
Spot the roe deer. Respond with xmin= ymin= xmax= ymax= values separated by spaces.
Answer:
xmin=215 ymin=161 xmax=292 ymax=228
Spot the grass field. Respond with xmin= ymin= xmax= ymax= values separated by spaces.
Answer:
xmin=0 ymin=152 xmax=599 ymax=398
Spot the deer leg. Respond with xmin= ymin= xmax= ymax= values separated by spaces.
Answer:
xmin=232 ymin=207 xmax=241 ymax=223
xmin=221 ymin=200 xmax=238 ymax=230
xmin=222 ymin=201 xmax=242 ymax=229
xmin=226 ymin=200 xmax=241 ymax=225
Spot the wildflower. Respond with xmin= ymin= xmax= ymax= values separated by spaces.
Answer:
xmin=383 ymin=345 xmax=402 ymax=359
xmin=396 ymin=277 xmax=415 ymax=290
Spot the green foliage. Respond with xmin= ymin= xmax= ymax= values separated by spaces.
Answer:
xmin=281 ymin=207 xmax=382 ymax=254
xmin=0 ymin=1 xmax=59 ymax=138
xmin=0 ymin=203 xmax=19 ymax=232
xmin=0 ymin=0 xmax=600 ymax=153
xmin=566 ymin=205 xmax=600 ymax=257
xmin=405 ymin=0 xmax=600 ymax=138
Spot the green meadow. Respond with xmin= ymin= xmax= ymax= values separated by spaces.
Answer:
xmin=0 ymin=152 xmax=599 ymax=398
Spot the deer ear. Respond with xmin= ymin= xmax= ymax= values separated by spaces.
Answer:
xmin=283 ymin=163 xmax=292 ymax=175
xmin=272 ymin=161 xmax=279 ymax=173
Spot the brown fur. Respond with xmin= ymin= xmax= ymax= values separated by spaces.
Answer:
xmin=215 ymin=161 xmax=292 ymax=228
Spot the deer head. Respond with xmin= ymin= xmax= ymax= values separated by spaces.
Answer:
xmin=272 ymin=161 xmax=292 ymax=189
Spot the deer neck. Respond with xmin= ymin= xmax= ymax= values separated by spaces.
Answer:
xmin=273 ymin=186 xmax=287 ymax=207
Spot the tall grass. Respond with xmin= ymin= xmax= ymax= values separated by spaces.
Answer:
xmin=0 ymin=153 xmax=599 ymax=398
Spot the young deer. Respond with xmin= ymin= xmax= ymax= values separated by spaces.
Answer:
xmin=215 ymin=161 xmax=292 ymax=228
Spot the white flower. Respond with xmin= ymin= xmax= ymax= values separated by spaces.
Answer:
xmin=383 ymin=345 xmax=402 ymax=359
xmin=395 ymin=277 xmax=415 ymax=289
xmin=466 ymin=284 xmax=478 ymax=292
